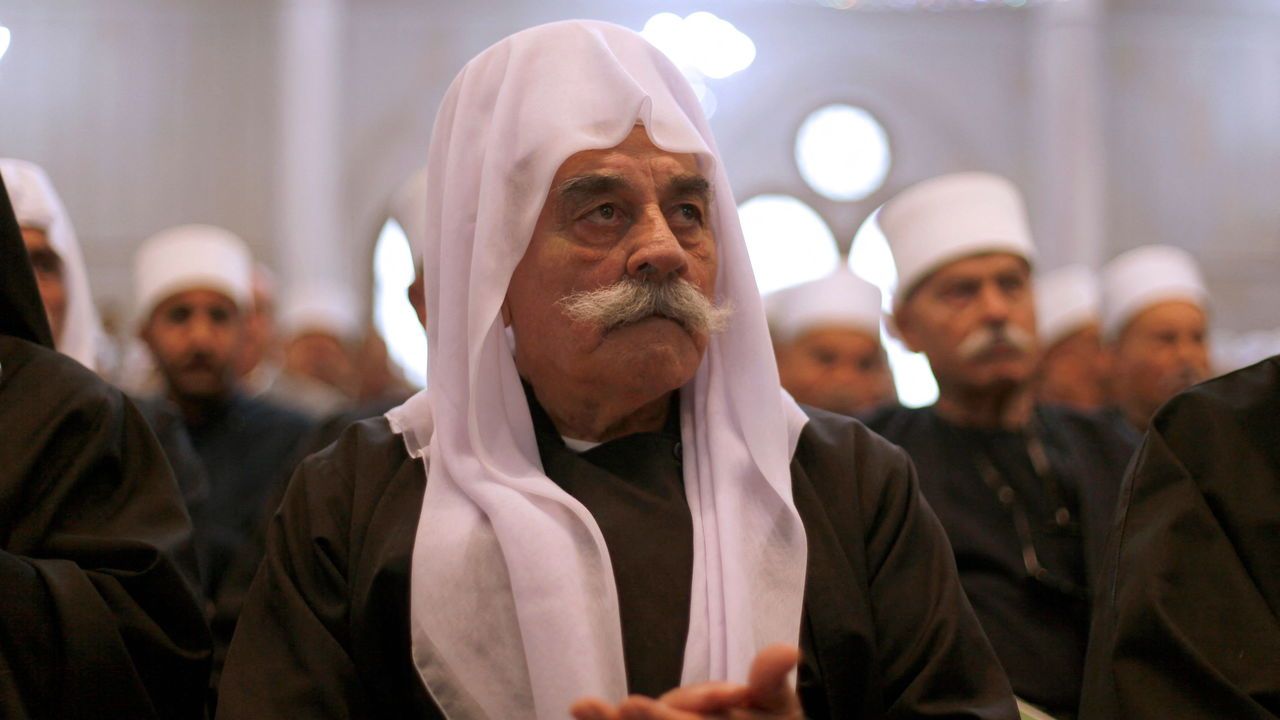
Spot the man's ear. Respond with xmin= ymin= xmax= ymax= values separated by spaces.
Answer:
xmin=888 ymin=306 xmax=922 ymax=354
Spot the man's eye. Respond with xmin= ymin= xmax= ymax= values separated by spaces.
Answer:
xmin=673 ymin=204 xmax=703 ymax=224
xmin=585 ymin=204 xmax=620 ymax=223
xmin=167 ymin=307 xmax=192 ymax=324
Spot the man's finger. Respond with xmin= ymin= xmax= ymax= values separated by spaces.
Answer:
xmin=618 ymin=694 xmax=705 ymax=720
xmin=571 ymin=697 xmax=621 ymax=720
xmin=745 ymin=644 xmax=802 ymax=712
xmin=658 ymin=681 xmax=750 ymax=712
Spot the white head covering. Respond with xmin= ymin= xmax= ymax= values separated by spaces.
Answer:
xmin=1035 ymin=264 xmax=1100 ymax=347
xmin=0 ymin=159 xmax=108 ymax=371
xmin=768 ymin=268 xmax=883 ymax=342
xmin=389 ymin=166 xmax=428 ymax=268
xmin=384 ymin=20 xmax=809 ymax=719
xmin=134 ymin=224 xmax=253 ymax=324
xmin=279 ymin=284 xmax=361 ymax=343
xmin=1101 ymin=244 xmax=1207 ymax=341
xmin=879 ymin=172 xmax=1035 ymax=309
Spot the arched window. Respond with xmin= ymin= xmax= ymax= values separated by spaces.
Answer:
xmin=372 ymin=218 xmax=427 ymax=388
xmin=737 ymin=194 xmax=840 ymax=294
xmin=795 ymin=104 xmax=891 ymax=202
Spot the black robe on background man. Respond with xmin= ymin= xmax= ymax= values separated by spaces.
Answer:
xmin=0 ymin=174 xmax=211 ymax=718
xmin=1081 ymin=356 xmax=1280 ymax=719
xmin=217 ymin=392 xmax=1019 ymax=719
xmin=866 ymin=404 xmax=1135 ymax=717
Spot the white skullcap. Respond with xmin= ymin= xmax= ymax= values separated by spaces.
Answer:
xmin=879 ymin=171 xmax=1036 ymax=308
xmin=134 ymin=224 xmax=253 ymax=322
xmin=768 ymin=269 xmax=883 ymax=342
xmin=1035 ymin=264 xmax=1100 ymax=347
xmin=280 ymin=284 xmax=361 ymax=342
xmin=1101 ymin=244 xmax=1207 ymax=341
xmin=389 ymin=166 xmax=428 ymax=267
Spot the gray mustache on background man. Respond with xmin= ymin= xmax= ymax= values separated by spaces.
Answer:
xmin=957 ymin=324 xmax=1037 ymax=361
xmin=557 ymin=276 xmax=733 ymax=336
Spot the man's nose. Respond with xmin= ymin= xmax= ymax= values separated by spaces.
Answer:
xmin=187 ymin=315 xmax=217 ymax=346
xmin=625 ymin=207 xmax=687 ymax=280
xmin=977 ymin=283 xmax=1012 ymax=324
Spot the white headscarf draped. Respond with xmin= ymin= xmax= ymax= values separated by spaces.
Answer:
xmin=387 ymin=21 xmax=809 ymax=719
xmin=1 ymin=159 xmax=109 ymax=372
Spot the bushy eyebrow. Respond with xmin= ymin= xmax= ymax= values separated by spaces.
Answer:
xmin=553 ymin=171 xmax=714 ymax=216
xmin=555 ymin=174 xmax=629 ymax=210
xmin=666 ymin=173 xmax=712 ymax=205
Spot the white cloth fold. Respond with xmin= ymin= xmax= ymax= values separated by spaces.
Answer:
xmin=0 ymin=159 xmax=109 ymax=371
xmin=398 ymin=20 xmax=810 ymax=720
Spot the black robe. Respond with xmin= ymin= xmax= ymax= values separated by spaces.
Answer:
xmin=0 ymin=175 xmax=211 ymax=718
xmin=218 ymin=395 xmax=1018 ymax=719
xmin=1080 ymin=356 xmax=1280 ymax=719
xmin=866 ymin=404 xmax=1135 ymax=717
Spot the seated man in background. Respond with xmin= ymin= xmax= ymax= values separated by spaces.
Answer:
xmin=132 ymin=225 xmax=313 ymax=691
xmin=0 ymin=173 xmax=211 ymax=719
xmin=867 ymin=172 xmax=1136 ymax=718
xmin=218 ymin=20 xmax=1018 ymax=720
xmin=1082 ymin=354 xmax=1280 ymax=719
xmin=770 ymin=267 xmax=897 ymax=416
xmin=0 ymin=158 xmax=112 ymax=374
xmin=1031 ymin=264 xmax=1110 ymax=413
xmin=1100 ymin=244 xmax=1211 ymax=432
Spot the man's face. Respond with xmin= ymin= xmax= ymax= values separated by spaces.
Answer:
xmin=778 ymin=325 xmax=894 ymax=415
xmin=895 ymin=253 xmax=1038 ymax=395
xmin=1109 ymin=300 xmax=1209 ymax=424
xmin=504 ymin=126 xmax=718 ymax=411
xmin=142 ymin=289 xmax=245 ymax=402
xmin=1035 ymin=324 xmax=1108 ymax=411
xmin=284 ymin=331 xmax=354 ymax=393
xmin=21 ymin=227 xmax=68 ymax=341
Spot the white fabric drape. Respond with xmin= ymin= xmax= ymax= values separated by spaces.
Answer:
xmin=0 ymin=159 xmax=108 ymax=372
xmin=392 ymin=20 xmax=810 ymax=719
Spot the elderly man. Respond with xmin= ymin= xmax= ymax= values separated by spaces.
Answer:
xmin=770 ymin=268 xmax=897 ymax=416
xmin=866 ymin=172 xmax=1135 ymax=718
xmin=133 ymin=225 xmax=313 ymax=692
xmin=1 ymin=172 xmax=211 ymax=718
xmin=1031 ymin=265 xmax=1110 ymax=412
xmin=218 ymin=21 xmax=1016 ymax=720
xmin=1100 ymin=244 xmax=1210 ymax=432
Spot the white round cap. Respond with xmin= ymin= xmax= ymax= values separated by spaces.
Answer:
xmin=879 ymin=171 xmax=1035 ymax=308
xmin=767 ymin=268 xmax=883 ymax=342
xmin=280 ymin=284 xmax=361 ymax=342
xmin=1101 ymin=244 xmax=1207 ymax=341
xmin=1035 ymin=264 xmax=1100 ymax=347
xmin=134 ymin=224 xmax=253 ymax=323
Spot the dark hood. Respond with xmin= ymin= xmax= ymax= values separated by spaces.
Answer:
xmin=0 ymin=171 xmax=55 ymax=348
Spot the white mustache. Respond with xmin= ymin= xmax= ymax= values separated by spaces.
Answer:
xmin=556 ymin=277 xmax=733 ymax=336
xmin=957 ymin=324 xmax=1036 ymax=361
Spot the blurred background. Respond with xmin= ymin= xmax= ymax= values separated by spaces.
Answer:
xmin=2 ymin=0 xmax=1278 ymax=403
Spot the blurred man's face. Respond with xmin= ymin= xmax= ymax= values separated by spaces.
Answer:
xmin=236 ymin=276 xmax=277 ymax=376
xmin=284 ymin=331 xmax=354 ymax=394
xmin=1109 ymin=300 xmax=1209 ymax=427
xmin=504 ymin=126 xmax=723 ymax=419
xmin=142 ymin=289 xmax=244 ymax=402
xmin=1034 ymin=324 xmax=1108 ymax=411
xmin=778 ymin=325 xmax=894 ymax=415
xmin=21 ymin=227 xmax=68 ymax=341
xmin=895 ymin=253 xmax=1039 ymax=397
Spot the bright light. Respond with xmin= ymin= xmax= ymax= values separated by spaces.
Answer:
xmin=738 ymin=194 xmax=839 ymax=295
xmin=0 ymin=27 xmax=11 ymax=63
xmin=795 ymin=104 xmax=891 ymax=202
xmin=640 ymin=12 xmax=756 ymax=80
xmin=373 ymin=219 xmax=427 ymax=388
xmin=850 ymin=211 xmax=939 ymax=407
